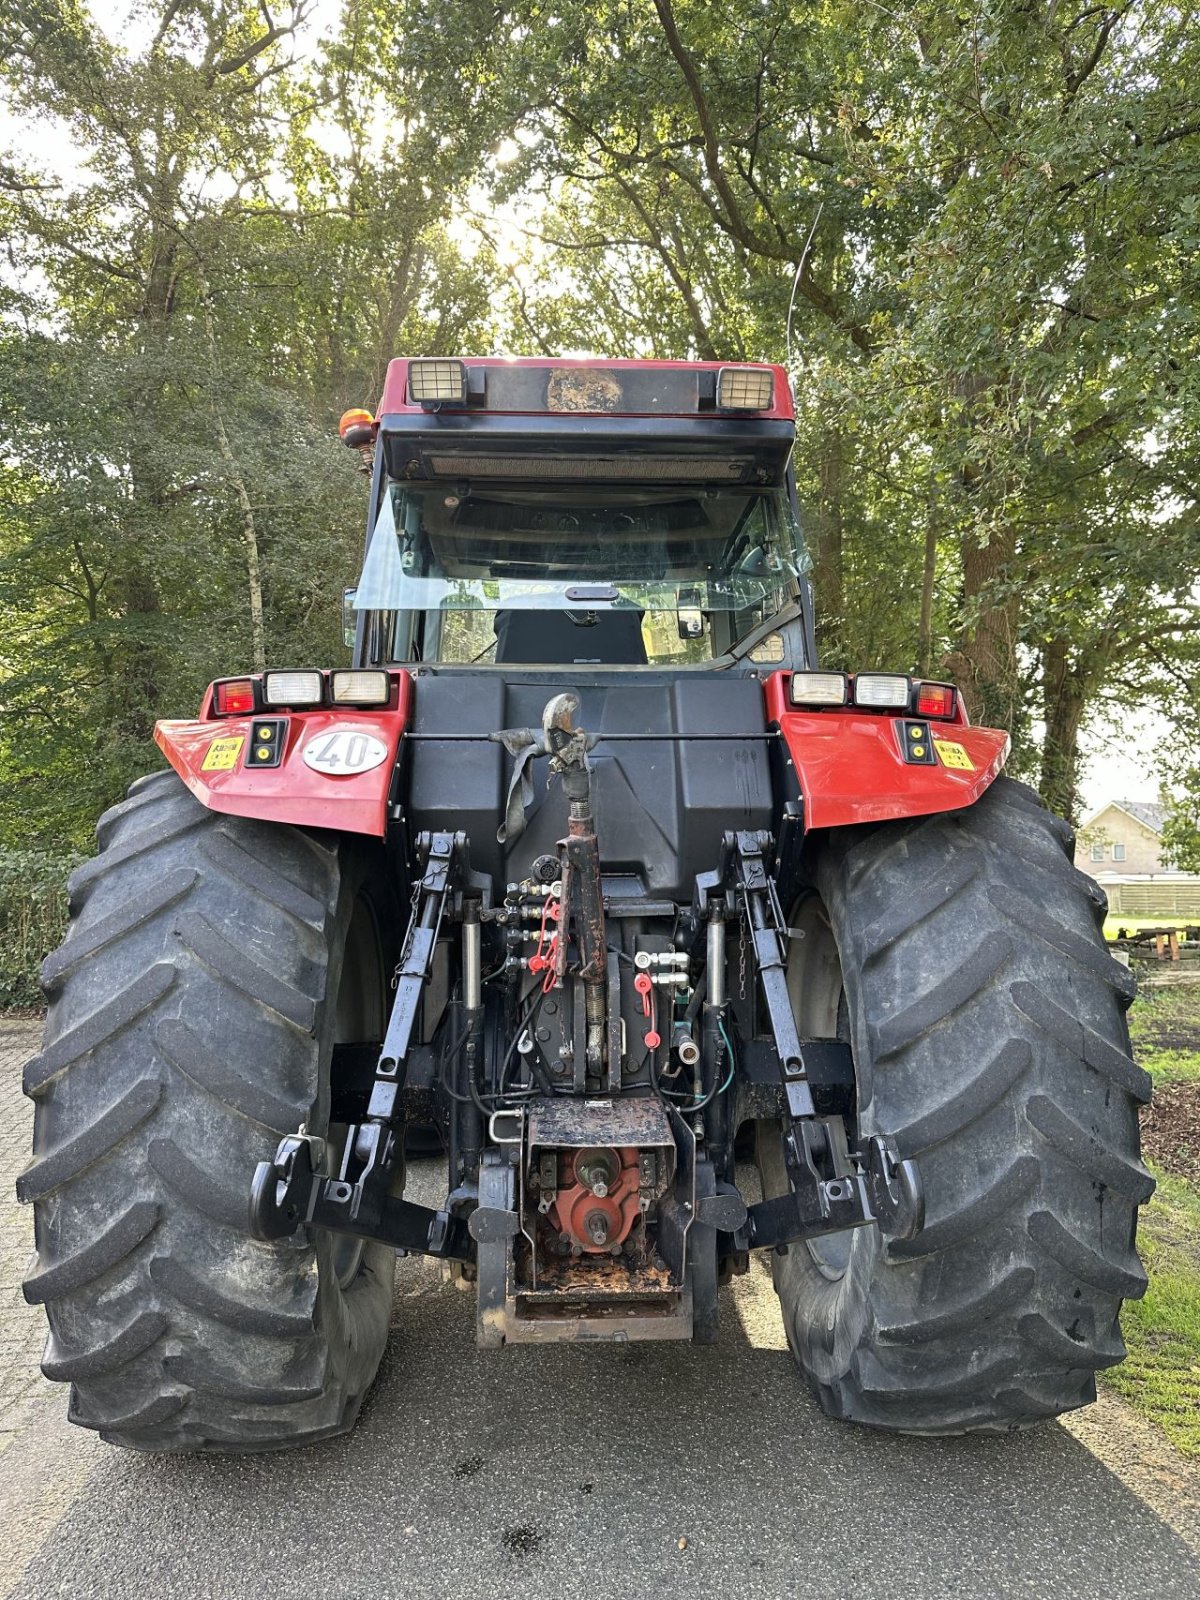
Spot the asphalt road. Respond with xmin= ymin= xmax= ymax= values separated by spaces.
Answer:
xmin=4 ymin=1022 xmax=1200 ymax=1600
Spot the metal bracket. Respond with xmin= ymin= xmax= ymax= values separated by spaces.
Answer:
xmin=249 ymin=1133 xmax=474 ymax=1262
xmin=746 ymin=1118 xmax=923 ymax=1248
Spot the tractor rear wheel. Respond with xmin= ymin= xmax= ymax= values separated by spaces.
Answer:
xmin=20 ymin=770 xmax=396 ymax=1452
xmin=761 ymin=776 xmax=1152 ymax=1433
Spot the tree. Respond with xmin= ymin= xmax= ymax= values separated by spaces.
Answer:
xmin=0 ymin=0 xmax=501 ymax=845
xmin=391 ymin=0 xmax=1200 ymax=816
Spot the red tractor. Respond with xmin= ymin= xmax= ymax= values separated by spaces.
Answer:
xmin=21 ymin=358 xmax=1151 ymax=1452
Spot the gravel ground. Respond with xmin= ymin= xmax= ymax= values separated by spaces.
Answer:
xmin=1142 ymin=1082 xmax=1200 ymax=1183
xmin=4 ymin=1020 xmax=1200 ymax=1599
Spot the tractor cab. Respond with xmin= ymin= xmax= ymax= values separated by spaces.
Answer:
xmin=348 ymin=357 xmax=813 ymax=674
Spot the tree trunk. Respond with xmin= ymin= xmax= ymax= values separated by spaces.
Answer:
xmin=944 ymin=522 xmax=1022 ymax=733
xmin=917 ymin=488 xmax=938 ymax=677
xmin=810 ymin=426 xmax=845 ymax=660
xmin=1039 ymin=634 xmax=1089 ymax=823
xmin=202 ymin=284 xmax=266 ymax=671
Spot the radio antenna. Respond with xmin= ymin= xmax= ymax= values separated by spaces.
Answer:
xmin=785 ymin=201 xmax=824 ymax=371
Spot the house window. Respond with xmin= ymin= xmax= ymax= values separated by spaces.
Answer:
xmin=1090 ymin=843 xmax=1105 ymax=862
xmin=1113 ymin=842 xmax=1126 ymax=862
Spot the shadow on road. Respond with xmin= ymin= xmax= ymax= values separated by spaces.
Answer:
xmin=12 ymin=1171 xmax=1200 ymax=1600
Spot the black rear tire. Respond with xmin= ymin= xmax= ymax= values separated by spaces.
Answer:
xmin=20 ymin=770 xmax=396 ymax=1452
xmin=762 ymin=777 xmax=1152 ymax=1433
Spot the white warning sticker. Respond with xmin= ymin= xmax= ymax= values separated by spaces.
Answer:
xmin=301 ymin=728 xmax=389 ymax=776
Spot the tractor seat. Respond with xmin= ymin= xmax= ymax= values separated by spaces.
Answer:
xmin=493 ymin=609 xmax=647 ymax=665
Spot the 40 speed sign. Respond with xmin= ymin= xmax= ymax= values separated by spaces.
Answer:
xmin=301 ymin=727 xmax=390 ymax=775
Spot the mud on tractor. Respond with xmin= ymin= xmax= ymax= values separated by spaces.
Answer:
xmin=22 ymin=358 xmax=1152 ymax=1452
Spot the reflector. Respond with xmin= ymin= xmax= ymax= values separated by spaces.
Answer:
xmin=853 ymin=673 xmax=910 ymax=708
xmin=263 ymin=670 xmax=324 ymax=707
xmin=408 ymin=359 xmax=467 ymax=405
xmin=213 ymin=678 xmax=256 ymax=716
xmin=789 ymin=671 xmax=848 ymax=706
xmin=331 ymin=670 xmax=390 ymax=706
xmin=716 ymin=366 xmax=775 ymax=411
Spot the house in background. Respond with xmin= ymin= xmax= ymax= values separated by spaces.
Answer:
xmin=1075 ymin=799 xmax=1200 ymax=917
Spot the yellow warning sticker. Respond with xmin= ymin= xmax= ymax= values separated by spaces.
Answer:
xmin=201 ymin=734 xmax=245 ymax=773
xmin=934 ymin=739 xmax=975 ymax=772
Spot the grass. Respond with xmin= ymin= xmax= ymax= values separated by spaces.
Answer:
xmin=1097 ymin=983 xmax=1200 ymax=1453
xmin=1106 ymin=1169 xmax=1200 ymax=1457
xmin=1128 ymin=985 xmax=1200 ymax=1084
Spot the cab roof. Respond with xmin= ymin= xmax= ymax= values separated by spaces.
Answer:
xmin=376 ymin=357 xmax=794 ymax=423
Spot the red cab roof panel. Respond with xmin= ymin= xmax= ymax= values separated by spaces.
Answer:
xmin=377 ymin=357 xmax=794 ymax=422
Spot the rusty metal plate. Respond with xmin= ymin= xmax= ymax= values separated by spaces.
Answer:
xmin=526 ymin=1095 xmax=674 ymax=1150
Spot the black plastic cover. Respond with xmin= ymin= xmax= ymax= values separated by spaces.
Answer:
xmin=403 ymin=672 xmax=773 ymax=900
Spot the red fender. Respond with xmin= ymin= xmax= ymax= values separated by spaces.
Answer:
xmin=763 ymin=672 xmax=1009 ymax=830
xmin=154 ymin=673 xmax=413 ymax=837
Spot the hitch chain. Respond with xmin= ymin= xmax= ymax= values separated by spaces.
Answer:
xmin=724 ymin=831 xmax=924 ymax=1248
xmin=248 ymin=831 xmax=474 ymax=1264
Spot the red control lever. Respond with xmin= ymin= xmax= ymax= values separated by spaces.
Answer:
xmin=634 ymin=972 xmax=659 ymax=1050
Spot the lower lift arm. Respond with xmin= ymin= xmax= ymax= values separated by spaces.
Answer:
xmin=716 ymin=830 xmax=924 ymax=1248
xmin=249 ymin=831 xmax=475 ymax=1264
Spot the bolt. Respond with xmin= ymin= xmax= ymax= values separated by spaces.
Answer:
xmin=585 ymin=1212 xmax=610 ymax=1246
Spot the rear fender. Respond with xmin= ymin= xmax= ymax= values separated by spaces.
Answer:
xmin=763 ymin=671 xmax=1009 ymax=829
xmin=154 ymin=672 xmax=413 ymax=837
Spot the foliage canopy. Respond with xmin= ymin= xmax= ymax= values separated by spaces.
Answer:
xmin=0 ymin=0 xmax=1197 ymax=856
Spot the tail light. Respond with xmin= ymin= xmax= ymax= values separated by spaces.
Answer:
xmin=263 ymin=670 xmax=324 ymax=708
xmin=331 ymin=669 xmax=390 ymax=706
xmin=915 ymin=681 xmax=957 ymax=719
xmin=853 ymin=673 xmax=911 ymax=708
xmin=213 ymin=678 xmax=257 ymax=716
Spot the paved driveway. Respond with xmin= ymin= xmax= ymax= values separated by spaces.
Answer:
xmin=3 ymin=1020 xmax=1200 ymax=1599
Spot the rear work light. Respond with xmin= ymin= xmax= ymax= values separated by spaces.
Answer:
xmin=789 ymin=671 xmax=848 ymax=707
xmin=213 ymin=678 xmax=256 ymax=716
xmin=331 ymin=669 xmax=390 ymax=706
xmin=854 ymin=673 xmax=911 ymax=708
xmin=716 ymin=366 xmax=775 ymax=411
xmin=408 ymin=359 xmax=467 ymax=407
xmin=263 ymin=670 xmax=324 ymax=708
xmin=915 ymin=681 xmax=957 ymax=719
